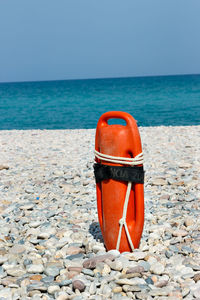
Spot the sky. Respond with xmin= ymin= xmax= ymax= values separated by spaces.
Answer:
xmin=0 ymin=0 xmax=200 ymax=83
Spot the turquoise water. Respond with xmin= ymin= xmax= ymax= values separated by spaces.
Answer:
xmin=0 ymin=74 xmax=200 ymax=129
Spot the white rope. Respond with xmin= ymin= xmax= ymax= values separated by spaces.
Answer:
xmin=94 ymin=150 xmax=143 ymax=251
xmin=94 ymin=150 xmax=143 ymax=166
xmin=116 ymin=181 xmax=135 ymax=251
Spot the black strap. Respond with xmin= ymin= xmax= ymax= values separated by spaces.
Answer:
xmin=94 ymin=163 xmax=144 ymax=184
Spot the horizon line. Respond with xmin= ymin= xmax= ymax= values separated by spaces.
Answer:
xmin=0 ymin=72 xmax=200 ymax=85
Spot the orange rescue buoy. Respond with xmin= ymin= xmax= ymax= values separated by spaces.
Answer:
xmin=94 ymin=111 xmax=144 ymax=252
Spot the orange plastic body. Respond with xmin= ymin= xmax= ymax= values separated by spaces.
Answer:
xmin=95 ymin=111 xmax=144 ymax=252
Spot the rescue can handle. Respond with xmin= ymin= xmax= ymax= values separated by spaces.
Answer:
xmin=97 ymin=111 xmax=137 ymax=129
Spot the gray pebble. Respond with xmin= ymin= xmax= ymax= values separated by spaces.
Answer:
xmin=44 ymin=266 xmax=60 ymax=277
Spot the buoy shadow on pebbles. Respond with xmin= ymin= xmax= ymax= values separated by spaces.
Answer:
xmin=89 ymin=222 xmax=103 ymax=242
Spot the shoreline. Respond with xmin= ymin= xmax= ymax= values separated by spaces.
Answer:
xmin=0 ymin=126 xmax=200 ymax=299
xmin=0 ymin=124 xmax=200 ymax=131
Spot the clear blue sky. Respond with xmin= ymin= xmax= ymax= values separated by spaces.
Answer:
xmin=0 ymin=0 xmax=200 ymax=82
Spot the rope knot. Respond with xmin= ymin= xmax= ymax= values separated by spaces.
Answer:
xmin=119 ymin=218 xmax=125 ymax=225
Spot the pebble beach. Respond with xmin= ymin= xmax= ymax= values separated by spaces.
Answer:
xmin=0 ymin=125 xmax=200 ymax=300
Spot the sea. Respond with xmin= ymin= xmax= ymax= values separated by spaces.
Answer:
xmin=0 ymin=74 xmax=200 ymax=130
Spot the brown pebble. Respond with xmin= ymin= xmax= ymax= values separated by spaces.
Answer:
xmin=55 ymin=253 xmax=63 ymax=259
xmin=126 ymin=266 xmax=144 ymax=274
xmin=194 ymin=273 xmax=200 ymax=282
xmin=112 ymin=286 xmax=122 ymax=293
xmin=83 ymin=254 xmax=115 ymax=269
xmin=160 ymin=195 xmax=170 ymax=200
xmin=29 ymin=274 xmax=42 ymax=281
xmin=151 ymin=275 xmax=158 ymax=283
xmin=169 ymin=291 xmax=182 ymax=298
xmin=155 ymin=280 xmax=168 ymax=288
xmin=144 ymin=254 xmax=151 ymax=261
xmin=120 ymin=273 xmax=142 ymax=279
xmin=175 ymin=181 xmax=185 ymax=186
xmin=184 ymin=218 xmax=194 ymax=227
xmin=172 ymin=229 xmax=188 ymax=237
xmin=35 ymin=245 xmax=46 ymax=250
xmin=2 ymin=200 xmax=11 ymax=205
xmin=0 ymin=165 xmax=9 ymax=170
xmin=72 ymin=279 xmax=85 ymax=292
xmin=83 ymin=259 xmax=96 ymax=269
xmin=65 ymin=246 xmax=84 ymax=255
xmin=68 ymin=266 xmax=82 ymax=273
xmin=1 ymin=276 xmax=18 ymax=286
